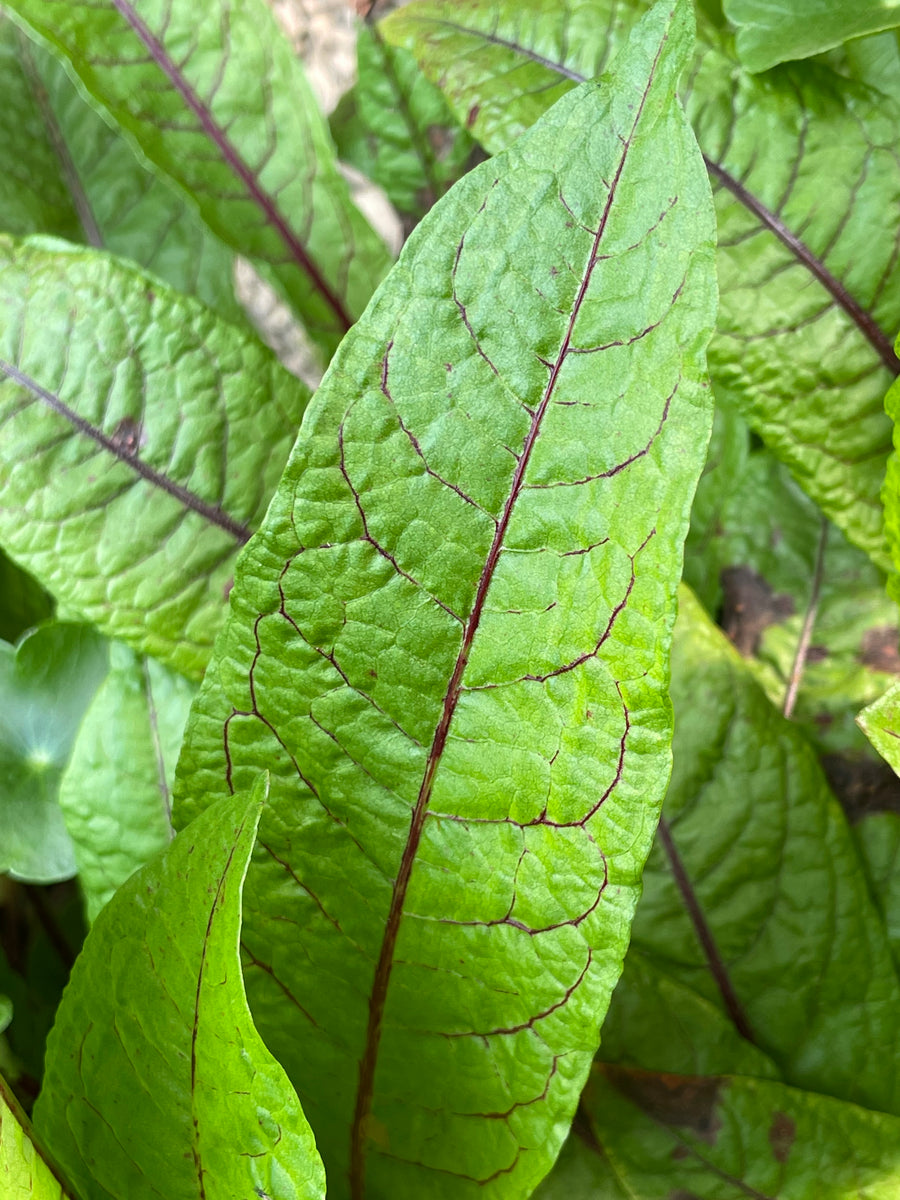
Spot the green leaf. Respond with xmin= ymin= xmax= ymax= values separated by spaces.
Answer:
xmin=535 ymin=1064 xmax=900 ymax=1200
xmin=631 ymin=588 xmax=900 ymax=1112
xmin=174 ymin=3 xmax=717 ymax=1194
xmin=383 ymin=0 xmax=900 ymax=570
xmin=4 ymin=0 xmax=392 ymax=358
xmin=723 ymin=0 xmax=900 ymax=72
xmin=859 ymin=680 xmax=900 ymax=773
xmin=838 ymin=29 xmax=900 ymax=103
xmin=34 ymin=779 xmax=326 ymax=1200
xmin=686 ymin=401 xmax=899 ymax=757
xmin=0 ymin=997 xmax=11 ymax=1035
xmin=0 ymin=16 xmax=82 ymax=242
xmin=0 ymin=553 xmax=53 ymax=645
xmin=0 ymin=237 xmax=310 ymax=679
xmin=8 ymin=28 xmax=242 ymax=322
xmin=0 ymin=623 xmax=108 ymax=883
xmin=1 ymin=1074 xmax=72 ymax=1200
xmin=58 ymin=642 xmax=196 ymax=923
xmin=331 ymin=23 xmax=476 ymax=226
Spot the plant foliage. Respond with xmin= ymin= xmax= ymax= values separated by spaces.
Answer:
xmin=2 ymin=0 xmax=900 ymax=1198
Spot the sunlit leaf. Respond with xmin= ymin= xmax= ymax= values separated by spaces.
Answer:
xmin=175 ymin=3 xmax=717 ymax=1195
xmin=34 ymin=780 xmax=326 ymax=1200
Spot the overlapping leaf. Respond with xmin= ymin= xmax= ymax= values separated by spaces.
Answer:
xmin=723 ymin=0 xmax=900 ymax=72
xmin=0 ymin=623 xmax=108 ymax=884
xmin=58 ymin=642 xmax=196 ymax=922
xmin=34 ymin=780 xmax=326 ymax=1200
xmin=384 ymin=0 xmax=900 ymax=569
xmin=0 ymin=237 xmax=310 ymax=678
xmin=534 ymin=1065 xmax=900 ymax=1199
xmin=1 ymin=1074 xmax=72 ymax=1200
xmin=686 ymin=401 xmax=899 ymax=756
xmin=0 ymin=21 xmax=241 ymax=321
xmin=331 ymin=23 xmax=476 ymax=228
xmin=0 ymin=16 xmax=81 ymax=244
xmin=174 ymin=3 xmax=716 ymax=1195
xmin=628 ymin=589 xmax=900 ymax=1112
xmin=0 ymin=553 xmax=52 ymax=645
xmin=4 ymin=0 xmax=392 ymax=358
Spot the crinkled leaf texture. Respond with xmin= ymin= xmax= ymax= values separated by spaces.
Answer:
xmin=1 ymin=1075 xmax=72 ymax=1200
xmin=0 ymin=623 xmax=108 ymax=883
xmin=627 ymin=589 xmax=900 ymax=1113
xmin=58 ymin=641 xmax=196 ymax=922
xmin=687 ymin=400 xmax=898 ymax=758
xmin=535 ymin=1065 xmax=900 ymax=1199
xmin=3 ymin=0 xmax=391 ymax=358
xmin=0 ymin=20 xmax=241 ymax=321
xmin=384 ymin=0 xmax=900 ymax=570
xmin=724 ymin=0 xmax=900 ymax=72
xmin=331 ymin=23 xmax=476 ymax=225
xmin=174 ymin=3 xmax=717 ymax=1197
xmin=34 ymin=779 xmax=326 ymax=1200
xmin=0 ymin=238 xmax=310 ymax=679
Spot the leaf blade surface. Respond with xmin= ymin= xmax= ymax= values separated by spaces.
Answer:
xmin=34 ymin=780 xmax=326 ymax=1200
xmin=58 ymin=642 xmax=196 ymax=922
xmin=384 ymin=0 xmax=900 ymax=569
xmin=4 ymin=0 xmax=391 ymax=357
xmin=723 ymin=0 xmax=900 ymax=72
xmin=175 ymin=4 xmax=717 ymax=1196
xmin=0 ymin=238 xmax=310 ymax=678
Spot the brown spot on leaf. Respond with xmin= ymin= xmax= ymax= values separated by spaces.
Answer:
xmin=719 ymin=566 xmax=794 ymax=656
xmin=806 ymin=644 xmax=828 ymax=664
xmin=860 ymin=626 xmax=900 ymax=674
xmin=466 ymin=103 xmax=480 ymax=128
xmin=768 ymin=1111 xmax=796 ymax=1163
xmin=110 ymin=416 xmax=143 ymax=457
xmin=821 ymin=753 xmax=900 ymax=821
xmin=602 ymin=1065 xmax=723 ymax=1144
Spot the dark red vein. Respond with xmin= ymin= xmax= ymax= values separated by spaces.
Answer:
xmin=657 ymin=817 xmax=757 ymax=1045
xmin=704 ymin=158 xmax=899 ymax=373
xmin=0 ymin=358 xmax=251 ymax=543
xmin=347 ymin=43 xmax=665 ymax=1199
xmin=419 ymin=16 xmax=899 ymax=374
xmin=109 ymin=0 xmax=353 ymax=333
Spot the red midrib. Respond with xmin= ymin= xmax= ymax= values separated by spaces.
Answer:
xmin=408 ymin=15 xmax=900 ymax=375
xmin=347 ymin=42 xmax=667 ymax=1197
xmin=110 ymin=0 xmax=354 ymax=334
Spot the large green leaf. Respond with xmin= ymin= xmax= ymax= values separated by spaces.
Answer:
xmin=1 ymin=1074 xmax=72 ymax=1200
xmin=0 ymin=24 xmax=241 ymax=321
xmin=629 ymin=588 xmax=900 ymax=1112
xmin=4 ymin=0 xmax=391 ymax=358
xmin=174 ymin=3 xmax=717 ymax=1195
xmin=58 ymin=642 xmax=196 ymax=923
xmin=723 ymin=0 xmax=900 ymax=72
xmin=0 ymin=623 xmax=108 ymax=883
xmin=331 ymin=23 xmax=476 ymax=228
xmin=34 ymin=780 xmax=326 ymax=1200
xmin=384 ymin=0 xmax=900 ymax=570
xmin=0 ymin=237 xmax=310 ymax=679
xmin=534 ymin=1064 xmax=900 ymax=1199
